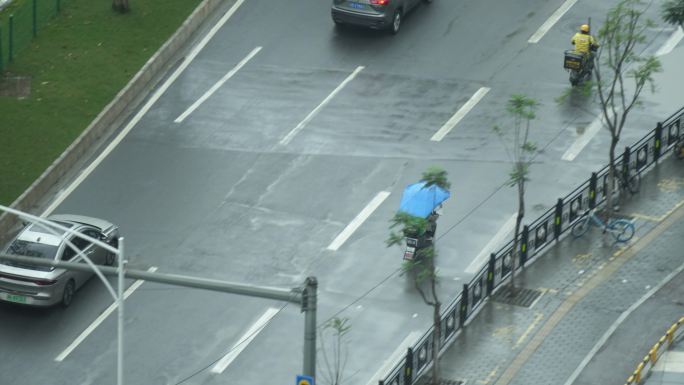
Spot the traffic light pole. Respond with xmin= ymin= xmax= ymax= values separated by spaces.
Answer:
xmin=302 ymin=277 xmax=317 ymax=378
xmin=0 ymin=253 xmax=317 ymax=381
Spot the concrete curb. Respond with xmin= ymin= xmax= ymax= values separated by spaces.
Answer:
xmin=0 ymin=0 xmax=227 ymax=244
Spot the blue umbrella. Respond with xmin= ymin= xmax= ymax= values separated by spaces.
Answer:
xmin=398 ymin=181 xmax=451 ymax=218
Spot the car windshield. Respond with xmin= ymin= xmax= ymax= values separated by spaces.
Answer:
xmin=28 ymin=221 xmax=73 ymax=236
xmin=4 ymin=240 xmax=58 ymax=271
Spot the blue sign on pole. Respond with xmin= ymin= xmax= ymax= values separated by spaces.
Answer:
xmin=296 ymin=374 xmax=314 ymax=385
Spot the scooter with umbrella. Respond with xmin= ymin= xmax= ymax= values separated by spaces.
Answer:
xmin=395 ymin=181 xmax=451 ymax=261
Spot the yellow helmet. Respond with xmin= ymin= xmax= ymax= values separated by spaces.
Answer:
xmin=580 ymin=24 xmax=590 ymax=33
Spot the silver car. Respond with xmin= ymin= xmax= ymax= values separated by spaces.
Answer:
xmin=331 ymin=0 xmax=432 ymax=34
xmin=0 ymin=214 xmax=119 ymax=307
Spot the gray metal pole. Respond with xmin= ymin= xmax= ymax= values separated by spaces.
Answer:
xmin=0 ymin=253 xmax=301 ymax=304
xmin=302 ymin=276 xmax=317 ymax=379
xmin=117 ymin=237 xmax=125 ymax=385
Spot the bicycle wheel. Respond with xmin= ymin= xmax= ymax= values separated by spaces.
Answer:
xmin=626 ymin=171 xmax=641 ymax=194
xmin=609 ymin=219 xmax=635 ymax=242
xmin=572 ymin=215 xmax=591 ymax=237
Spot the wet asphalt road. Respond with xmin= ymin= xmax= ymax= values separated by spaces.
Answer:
xmin=1 ymin=0 xmax=682 ymax=384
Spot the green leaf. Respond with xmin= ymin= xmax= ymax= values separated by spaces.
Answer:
xmin=662 ymin=0 xmax=684 ymax=27
xmin=421 ymin=166 xmax=451 ymax=190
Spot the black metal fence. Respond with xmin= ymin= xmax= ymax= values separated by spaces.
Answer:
xmin=378 ymin=105 xmax=684 ymax=385
xmin=0 ymin=0 xmax=69 ymax=72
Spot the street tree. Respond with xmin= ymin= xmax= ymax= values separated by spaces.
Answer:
xmin=319 ymin=317 xmax=351 ymax=385
xmin=662 ymin=0 xmax=684 ymax=27
xmin=493 ymin=94 xmax=538 ymax=295
xmin=592 ymin=0 xmax=661 ymax=218
xmin=112 ymin=0 xmax=130 ymax=13
xmin=387 ymin=167 xmax=450 ymax=385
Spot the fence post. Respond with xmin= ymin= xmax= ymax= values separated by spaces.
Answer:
xmin=7 ymin=15 xmax=14 ymax=63
xmin=554 ymin=198 xmax=563 ymax=241
xmin=486 ymin=253 xmax=495 ymax=296
xmin=520 ymin=225 xmax=529 ymax=267
xmin=589 ymin=172 xmax=597 ymax=209
xmin=622 ymin=146 xmax=631 ymax=178
xmin=459 ymin=284 xmax=468 ymax=327
xmin=654 ymin=122 xmax=663 ymax=162
xmin=32 ymin=0 xmax=37 ymax=37
xmin=403 ymin=348 xmax=413 ymax=385
xmin=0 ymin=24 xmax=3 ymax=72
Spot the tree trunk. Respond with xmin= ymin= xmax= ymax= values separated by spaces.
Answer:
xmin=509 ymin=166 xmax=525 ymax=296
xmin=431 ymin=301 xmax=441 ymax=385
xmin=112 ymin=0 xmax=129 ymax=13
xmin=605 ymin=136 xmax=619 ymax=219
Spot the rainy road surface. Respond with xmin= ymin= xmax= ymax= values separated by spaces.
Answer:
xmin=1 ymin=0 xmax=683 ymax=384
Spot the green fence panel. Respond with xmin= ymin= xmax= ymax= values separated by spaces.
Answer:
xmin=36 ymin=0 xmax=57 ymax=27
xmin=10 ymin=3 xmax=33 ymax=60
xmin=0 ymin=0 xmax=68 ymax=68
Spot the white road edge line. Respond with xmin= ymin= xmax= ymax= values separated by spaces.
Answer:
xmin=464 ymin=213 xmax=516 ymax=274
xmin=55 ymin=266 xmax=159 ymax=362
xmin=41 ymin=0 xmax=247 ymax=216
xmin=279 ymin=66 xmax=364 ymax=146
xmin=431 ymin=87 xmax=490 ymax=142
xmin=528 ymin=0 xmax=578 ymax=44
xmin=327 ymin=191 xmax=391 ymax=251
xmin=562 ymin=261 xmax=684 ymax=385
xmin=365 ymin=331 xmax=421 ymax=385
xmin=656 ymin=26 xmax=684 ymax=56
xmin=561 ymin=116 xmax=604 ymax=161
xmin=175 ymin=46 xmax=262 ymax=123
xmin=210 ymin=307 xmax=280 ymax=374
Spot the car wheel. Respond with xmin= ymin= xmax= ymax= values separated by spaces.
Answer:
xmin=390 ymin=9 xmax=402 ymax=35
xmin=62 ymin=280 xmax=75 ymax=308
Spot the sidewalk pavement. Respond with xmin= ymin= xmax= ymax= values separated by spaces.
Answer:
xmin=433 ymin=155 xmax=684 ymax=385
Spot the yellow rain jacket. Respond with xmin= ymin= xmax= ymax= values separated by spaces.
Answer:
xmin=571 ymin=32 xmax=598 ymax=54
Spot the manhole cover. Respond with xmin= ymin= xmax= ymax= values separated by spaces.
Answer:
xmin=0 ymin=76 xmax=31 ymax=98
xmin=492 ymin=287 xmax=542 ymax=308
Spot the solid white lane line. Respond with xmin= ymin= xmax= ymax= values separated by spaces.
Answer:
xmin=55 ymin=267 xmax=158 ymax=362
xmin=210 ymin=307 xmax=280 ymax=374
xmin=465 ymin=213 xmax=516 ymax=274
xmin=656 ymin=26 xmax=684 ymax=56
xmin=365 ymin=331 xmax=421 ymax=385
xmin=654 ymin=351 xmax=684 ymax=372
xmin=41 ymin=0 xmax=247 ymax=216
xmin=562 ymin=261 xmax=684 ymax=385
xmin=174 ymin=46 xmax=262 ymax=123
xmin=279 ymin=66 xmax=364 ymax=146
xmin=430 ymin=87 xmax=490 ymax=142
xmin=561 ymin=117 xmax=604 ymax=161
xmin=528 ymin=0 xmax=578 ymax=44
xmin=327 ymin=191 xmax=391 ymax=251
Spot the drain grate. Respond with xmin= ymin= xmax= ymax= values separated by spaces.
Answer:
xmin=0 ymin=76 xmax=31 ymax=98
xmin=439 ymin=379 xmax=465 ymax=385
xmin=492 ymin=287 xmax=542 ymax=308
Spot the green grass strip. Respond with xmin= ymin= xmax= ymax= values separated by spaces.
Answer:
xmin=0 ymin=0 xmax=203 ymax=205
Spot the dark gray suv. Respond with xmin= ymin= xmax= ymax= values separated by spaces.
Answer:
xmin=331 ymin=0 xmax=431 ymax=34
